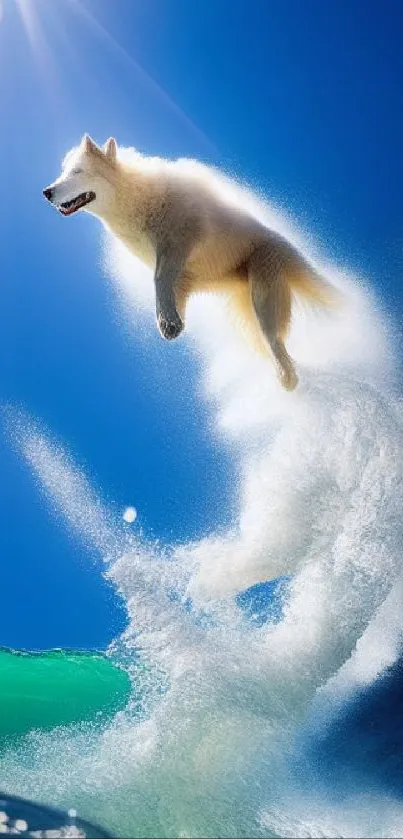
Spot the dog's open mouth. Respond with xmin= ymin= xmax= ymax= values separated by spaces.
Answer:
xmin=59 ymin=191 xmax=96 ymax=216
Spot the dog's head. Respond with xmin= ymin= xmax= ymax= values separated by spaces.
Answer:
xmin=43 ymin=134 xmax=118 ymax=218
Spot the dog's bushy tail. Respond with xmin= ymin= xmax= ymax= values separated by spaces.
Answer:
xmin=289 ymin=267 xmax=342 ymax=310
xmin=263 ymin=232 xmax=344 ymax=331
xmin=285 ymin=248 xmax=343 ymax=316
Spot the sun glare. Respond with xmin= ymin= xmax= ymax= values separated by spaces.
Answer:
xmin=15 ymin=0 xmax=43 ymax=50
xmin=12 ymin=0 xmax=59 ymax=88
xmin=8 ymin=0 xmax=214 ymax=154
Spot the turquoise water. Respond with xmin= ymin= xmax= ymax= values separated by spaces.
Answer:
xmin=0 ymin=648 xmax=131 ymax=741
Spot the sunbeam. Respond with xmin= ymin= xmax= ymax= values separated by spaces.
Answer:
xmin=12 ymin=0 xmax=62 ymax=105
xmin=67 ymin=0 xmax=217 ymax=154
xmin=15 ymin=0 xmax=52 ymax=66
xmin=10 ymin=0 xmax=215 ymax=155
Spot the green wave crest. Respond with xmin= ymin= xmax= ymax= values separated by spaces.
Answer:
xmin=0 ymin=647 xmax=131 ymax=740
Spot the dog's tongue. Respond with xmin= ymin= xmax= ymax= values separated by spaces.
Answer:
xmin=59 ymin=206 xmax=75 ymax=216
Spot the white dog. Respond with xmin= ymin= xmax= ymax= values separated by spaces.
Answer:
xmin=44 ymin=134 xmax=340 ymax=390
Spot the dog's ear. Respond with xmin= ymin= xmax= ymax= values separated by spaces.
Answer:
xmin=103 ymin=137 xmax=117 ymax=163
xmin=81 ymin=133 xmax=98 ymax=154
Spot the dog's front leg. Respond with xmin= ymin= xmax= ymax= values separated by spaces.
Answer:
xmin=152 ymin=201 xmax=201 ymax=341
xmin=154 ymin=247 xmax=186 ymax=341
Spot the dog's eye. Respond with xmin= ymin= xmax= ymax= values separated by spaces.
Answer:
xmin=71 ymin=168 xmax=83 ymax=175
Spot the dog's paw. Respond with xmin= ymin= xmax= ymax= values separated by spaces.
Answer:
xmin=157 ymin=312 xmax=184 ymax=341
xmin=279 ymin=365 xmax=298 ymax=392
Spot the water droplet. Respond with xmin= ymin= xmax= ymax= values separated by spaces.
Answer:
xmin=123 ymin=506 xmax=137 ymax=524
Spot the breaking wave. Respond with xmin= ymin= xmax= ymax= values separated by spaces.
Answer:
xmin=2 ymin=158 xmax=403 ymax=837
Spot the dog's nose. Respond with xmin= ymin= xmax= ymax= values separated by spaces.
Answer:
xmin=43 ymin=187 xmax=53 ymax=202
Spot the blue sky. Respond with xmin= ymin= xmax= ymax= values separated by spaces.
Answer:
xmin=1 ymin=0 xmax=402 ymax=651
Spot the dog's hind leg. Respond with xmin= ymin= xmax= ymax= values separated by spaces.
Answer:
xmin=248 ymin=245 xmax=298 ymax=391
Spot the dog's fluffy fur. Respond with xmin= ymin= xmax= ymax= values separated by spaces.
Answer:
xmin=44 ymin=134 xmax=340 ymax=390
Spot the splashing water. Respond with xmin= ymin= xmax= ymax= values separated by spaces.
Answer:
xmin=2 ymin=157 xmax=403 ymax=837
